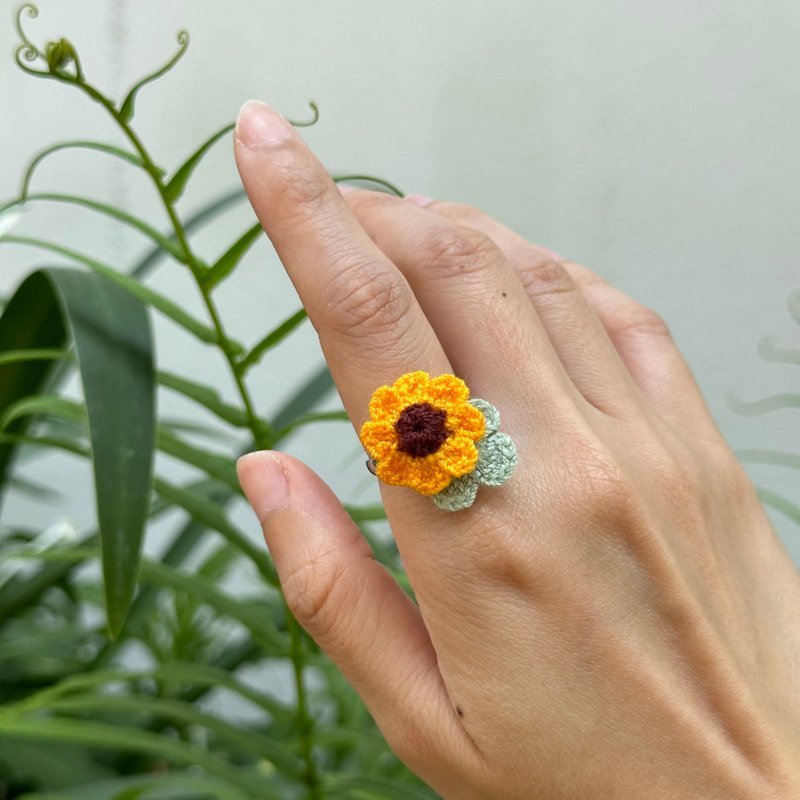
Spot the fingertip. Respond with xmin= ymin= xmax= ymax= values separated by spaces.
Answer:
xmin=237 ymin=450 xmax=289 ymax=520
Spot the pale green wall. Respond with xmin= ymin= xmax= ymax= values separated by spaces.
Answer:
xmin=1 ymin=1 xmax=798 ymax=561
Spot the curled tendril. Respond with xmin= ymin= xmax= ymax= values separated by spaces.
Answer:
xmin=291 ymin=101 xmax=320 ymax=128
xmin=15 ymin=4 xmax=40 ymax=61
xmin=119 ymin=30 xmax=190 ymax=121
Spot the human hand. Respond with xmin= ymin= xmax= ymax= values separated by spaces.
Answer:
xmin=233 ymin=101 xmax=800 ymax=799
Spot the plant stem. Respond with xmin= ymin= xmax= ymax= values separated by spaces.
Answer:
xmin=70 ymin=78 xmax=319 ymax=795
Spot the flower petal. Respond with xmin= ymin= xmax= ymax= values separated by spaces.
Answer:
xmin=475 ymin=431 xmax=517 ymax=486
xmin=360 ymin=420 xmax=398 ymax=461
xmin=433 ymin=471 xmax=479 ymax=511
xmin=438 ymin=434 xmax=480 ymax=477
xmin=426 ymin=373 xmax=470 ymax=406
xmin=377 ymin=449 xmax=454 ymax=495
xmin=446 ymin=401 xmax=487 ymax=441
xmin=368 ymin=385 xmax=403 ymax=423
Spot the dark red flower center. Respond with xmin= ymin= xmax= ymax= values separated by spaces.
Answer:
xmin=395 ymin=403 xmax=449 ymax=458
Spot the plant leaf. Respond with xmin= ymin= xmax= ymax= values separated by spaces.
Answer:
xmin=1 ymin=237 xmax=221 ymax=346
xmin=0 ymin=272 xmax=66 ymax=505
xmin=157 ymin=369 xmax=248 ymax=427
xmin=735 ymin=449 xmax=800 ymax=470
xmin=274 ymin=409 xmax=349 ymax=440
xmin=130 ymin=189 xmax=246 ymax=279
xmin=727 ymin=392 xmax=800 ymax=416
xmin=19 ymin=140 xmax=151 ymax=200
xmin=202 ymin=222 xmax=262 ymax=289
xmin=2 ymin=194 xmax=184 ymax=262
xmin=118 ymin=32 xmax=190 ymax=123
xmin=756 ymin=486 xmax=800 ymax=527
xmin=0 ymin=716 xmax=272 ymax=798
xmin=237 ymin=309 xmax=307 ymax=375
xmin=43 ymin=268 xmax=155 ymax=637
xmin=270 ymin=363 xmax=335 ymax=439
xmin=164 ymin=123 xmax=235 ymax=203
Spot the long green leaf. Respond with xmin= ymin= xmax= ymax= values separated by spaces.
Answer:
xmin=152 ymin=478 xmax=277 ymax=585
xmin=0 ymin=716 xmax=271 ymax=797
xmin=0 ymin=272 xmax=66 ymax=503
xmin=46 ymin=694 xmax=304 ymax=778
xmin=0 ymin=348 xmax=68 ymax=367
xmin=1 ymin=237 xmax=221 ymax=346
xmin=323 ymin=775 xmax=436 ymax=800
xmin=119 ymin=32 xmax=190 ymax=122
xmin=270 ymin=363 xmax=335 ymax=439
xmin=139 ymin=559 xmax=285 ymax=653
xmin=44 ymin=268 xmax=155 ymax=637
xmin=165 ymin=123 xmax=235 ymax=203
xmin=2 ymin=194 xmax=184 ymax=261
xmin=156 ymin=429 xmax=239 ymax=491
xmin=157 ymin=370 xmax=248 ymax=427
xmin=19 ymin=140 xmax=151 ymax=200
xmin=202 ymin=222 xmax=262 ymax=289
xmin=275 ymin=410 xmax=349 ymax=440
xmin=130 ymin=189 xmax=246 ymax=279
xmin=727 ymin=392 xmax=800 ymax=416
xmin=237 ymin=309 xmax=307 ymax=374
xmin=735 ymin=449 xmax=800 ymax=470
xmin=756 ymin=486 xmax=800 ymax=527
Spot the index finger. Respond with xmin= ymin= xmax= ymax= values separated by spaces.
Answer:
xmin=233 ymin=101 xmax=450 ymax=424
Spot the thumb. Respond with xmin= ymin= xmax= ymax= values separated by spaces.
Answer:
xmin=236 ymin=450 xmax=465 ymax=776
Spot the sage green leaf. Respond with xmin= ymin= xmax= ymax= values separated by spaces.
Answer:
xmin=323 ymin=775 xmax=436 ymax=800
xmin=0 ymin=272 xmax=66 ymax=503
xmin=20 ymin=140 xmax=151 ymax=200
xmin=152 ymin=478 xmax=277 ymax=585
xmin=139 ymin=559 xmax=285 ymax=653
xmin=46 ymin=694 xmax=304 ymax=778
xmin=238 ymin=309 xmax=308 ymax=375
xmin=1 ymin=236 xmax=220 ymax=345
xmin=2 ymin=194 xmax=184 ymax=261
xmin=275 ymin=409 xmax=350 ymax=440
xmin=43 ymin=268 xmax=155 ymax=637
xmin=331 ymin=173 xmax=405 ymax=197
xmin=118 ymin=32 xmax=190 ymax=123
xmin=735 ymin=449 xmax=800 ymax=470
xmin=130 ymin=188 xmax=246 ymax=279
xmin=756 ymin=486 xmax=800 ymax=527
xmin=156 ymin=428 xmax=239 ymax=491
xmin=270 ymin=363 xmax=335 ymax=438
xmin=0 ymin=717 xmax=271 ymax=797
xmin=727 ymin=391 xmax=800 ymax=415
xmin=164 ymin=123 xmax=235 ymax=203
xmin=202 ymin=222 xmax=262 ymax=289
xmin=157 ymin=369 xmax=248 ymax=427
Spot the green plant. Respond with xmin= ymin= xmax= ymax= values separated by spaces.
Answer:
xmin=0 ymin=6 xmax=433 ymax=799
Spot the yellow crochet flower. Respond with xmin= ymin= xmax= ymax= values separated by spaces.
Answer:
xmin=360 ymin=371 xmax=486 ymax=495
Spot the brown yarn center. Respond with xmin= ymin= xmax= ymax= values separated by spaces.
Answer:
xmin=395 ymin=403 xmax=449 ymax=458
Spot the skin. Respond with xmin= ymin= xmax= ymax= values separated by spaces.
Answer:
xmin=233 ymin=100 xmax=800 ymax=799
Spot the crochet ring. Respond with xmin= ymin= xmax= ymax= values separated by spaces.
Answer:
xmin=359 ymin=371 xmax=517 ymax=511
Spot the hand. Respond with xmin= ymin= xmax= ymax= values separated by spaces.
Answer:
xmin=233 ymin=101 xmax=800 ymax=799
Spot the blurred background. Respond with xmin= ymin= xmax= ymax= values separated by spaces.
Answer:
xmin=1 ymin=0 xmax=798 ymax=563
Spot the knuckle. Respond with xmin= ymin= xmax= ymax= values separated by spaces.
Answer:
xmin=320 ymin=259 xmax=413 ymax=338
xmin=608 ymin=303 xmax=672 ymax=341
xmin=518 ymin=258 xmax=578 ymax=300
xmin=271 ymin=163 xmax=333 ymax=219
xmin=418 ymin=225 xmax=499 ymax=277
xmin=431 ymin=200 xmax=486 ymax=224
xmin=280 ymin=556 xmax=351 ymax=640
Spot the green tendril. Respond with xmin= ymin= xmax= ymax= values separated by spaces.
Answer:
xmin=292 ymin=101 xmax=320 ymax=128
xmin=15 ymin=3 xmax=39 ymax=61
xmin=119 ymin=30 xmax=190 ymax=121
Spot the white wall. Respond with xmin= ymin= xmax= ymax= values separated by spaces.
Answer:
xmin=1 ymin=0 xmax=798 ymax=564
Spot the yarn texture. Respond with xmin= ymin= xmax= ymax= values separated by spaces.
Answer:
xmin=433 ymin=398 xmax=517 ymax=511
xmin=360 ymin=371 xmax=486 ymax=495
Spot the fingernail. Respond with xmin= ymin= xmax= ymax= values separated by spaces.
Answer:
xmin=237 ymin=452 xmax=289 ymax=516
xmin=236 ymin=101 xmax=293 ymax=149
xmin=404 ymin=193 xmax=435 ymax=208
